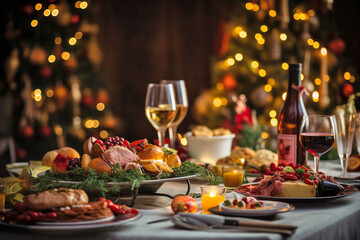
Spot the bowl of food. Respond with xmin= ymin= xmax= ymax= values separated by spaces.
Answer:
xmin=185 ymin=126 xmax=235 ymax=166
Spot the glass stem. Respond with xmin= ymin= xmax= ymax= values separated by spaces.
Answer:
xmin=314 ymin=156 xmax=320 ymax=173
xmin=168 ymin=126 xmax=178 ymax=148
xmin=340 ymin=157 xmax=349 ymax=177
xmin=157 ymin=128 xmax=166 ymax=147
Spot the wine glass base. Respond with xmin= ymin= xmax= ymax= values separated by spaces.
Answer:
xmin=334 ymin=174 xmax=357 ymax=180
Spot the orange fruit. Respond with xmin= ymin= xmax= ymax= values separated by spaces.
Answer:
xmin=42 ymin=150 xmax=59 ymax=167
xmin=171 ymin=195 xmax=198 ymax=214
xmin=88 ymin=157 xmax=111 ymax=174
xmin=58 ymin=147 xmax=80 ymax=159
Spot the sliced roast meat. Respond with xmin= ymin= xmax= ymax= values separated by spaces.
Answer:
xmin=101 ymin=146 xmax=139 ymax=168
xmin=124 ymin=162 xmax=142 ymax=170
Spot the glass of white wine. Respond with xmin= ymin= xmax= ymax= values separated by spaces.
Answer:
xmin=160 ymin=80 xmax=188 ymax=148
xmin=145 ymin=83 xmax=177 ymax=147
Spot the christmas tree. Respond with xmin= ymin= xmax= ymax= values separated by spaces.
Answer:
xmin=192 ymin=0 xmax=359 ymax=150
xmin=1 ymin=0 xmax=118 ymax=162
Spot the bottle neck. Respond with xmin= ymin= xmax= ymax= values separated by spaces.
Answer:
xmin=288 ymin=69 xmax=301 ymax=90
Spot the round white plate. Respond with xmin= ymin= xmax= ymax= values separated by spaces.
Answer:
xmin=36 ymin=215 xmax=115 ymax=226
xmin=0 ymin=212 xmax=141 ymax=234
xmin=214 ymin=200 xmax=293 ymax=217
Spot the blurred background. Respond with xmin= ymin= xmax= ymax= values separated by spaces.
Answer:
xmin=1 ymin=0 xmax=360 ymax=163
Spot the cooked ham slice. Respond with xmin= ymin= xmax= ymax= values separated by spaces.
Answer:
xmin=124 ymin=162 xmax=142 ymax=170
xmin=101 ymin=146 xmax=139 ymax=168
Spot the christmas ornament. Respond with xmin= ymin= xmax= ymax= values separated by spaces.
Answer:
xmin=214 ymin=20 xmax=230 ymax=57
xmin=221 ymin=74 xmax=237 ymax=91
xmin=29 ymin=46 xmax=47 ymax=65
xmin=16 ymin=147 xmax=27 ymax=162
xmin=328 ymin=36 xmax=346 ymax=55
xmin=267 ymin=29 xmax=281 ymax=61
xmin=250 ymin=86 xmax=273 ymax=108
xmin=39 ymin=125 xmax=52 ymax=138
xmin=342 ymin=83 xmax=354 ymax=99
xmin=71 ymin=15 xmax=80 ymax=24
xmin=54 ymin=84 xmax=69 ymax=110
xmin=19 ymin=125 xmax=34 ymax=140
xmin=81 ymin=89 xmax=94 ymax=107
xmin=39 ymin=66 xmax=52 ymax=79
xmin=96 ymin=88 xmax=110 ymax=104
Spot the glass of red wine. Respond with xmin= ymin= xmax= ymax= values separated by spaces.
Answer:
xmin=300 ymin=115 xmax=335 ymax=173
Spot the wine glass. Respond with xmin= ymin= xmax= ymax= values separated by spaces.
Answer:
xmin=332 ymin=114 xmax=356 ymax=178
xmin=145 ymin=83 xmax=177 ymax=147
xmin=160 ymin=80 xmax=188 ymax=148
xmin=300 ymin=115 xmax=335 ymax=173
xmin=355 ymin=113 xmax=360 ymax=154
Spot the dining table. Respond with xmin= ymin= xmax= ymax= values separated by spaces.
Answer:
xmin=0 ymin=160 xmax=359 ymax=240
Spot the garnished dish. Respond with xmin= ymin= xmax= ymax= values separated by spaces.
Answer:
xmin=34 ymin=136 xmax=214 ymax=195
xmin=236 ymin=163 xmax=359 ymax=201
xmin=222 ymin=196 xmax=273 ymax=210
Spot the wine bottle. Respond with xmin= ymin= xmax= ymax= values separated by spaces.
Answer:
xmin=277 ymin=63 xmax=308 ymax=166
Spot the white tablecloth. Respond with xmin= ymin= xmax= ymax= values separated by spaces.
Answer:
xmin=1 ymin=160 xmax=360 ymax=240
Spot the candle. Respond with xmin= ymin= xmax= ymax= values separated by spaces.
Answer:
xmin=200 ymin=186 xmax=226 ymax=212
xmin=223 ymin=165 xmax=244 ymax=188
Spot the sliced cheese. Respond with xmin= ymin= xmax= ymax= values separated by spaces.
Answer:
xmin=273 ymin=180 xmax=316 ymax=198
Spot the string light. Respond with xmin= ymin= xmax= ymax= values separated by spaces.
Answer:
xmin=75 ymin=32 xmax=83 ymax=39
xmin=239 ymin=31 xmax=247 ymax=38
xmin=251 ymin=61 xmax=259 ymax=68
xmin=180 ymin=136 xmax=187 ymax=146
xmin=270 ymin=118 xmax=278 ymax=127
xmin=213 ymin=97 xmax=222 ymax=108
xmin=269 ymin=110 xmax=277 ymax=118
xmin=61 ymin=52 xmax=70 ymax=60
xmin=350 ymin=76 xmax=355 ymax=83
xmin=260 ymin=25 xmax=268 ymax=32
xmin=48 ymin=4 xmax=56 ymax=11
xmin=100 ymin=130 xmax=109 ymax=139
xmin=48 ymin=55 xmax=56 ymax=63
xmin=268 ymin=78 xmax=275 ymax=86
xmin=282 ymin=62 xmax=289 ymax=70
xmin=315 ymin=78 xmax=321 ymax=85
xmin=69 ymin=37 xmax=77 ymax=45
xmin=31 ymin=20 xmax=38 ymax=27
xmin=308 ymin=10 xmax=315 ymax=16
xmin=257 ymin=38 xmax=265 ymax=45
xmin=85 ymin=119 xmax=94 ymax=128
xmin=301 ymin=73 xmax=304 ymax=80
xmin=325 ymin=75 xmax=330 ymax=82
xmin=216 ymin=82 xmax=224 ymax=90
xmin=245 ymin=2 xmax=253 ymax=11
xmin=225 ymin=58 xmax=235 ymax=66
xmin=80 ymin=1 xmax=88 ymax=9
xmin=252 ymin=4 xmax=259 ymax=12
xmin=312 ymin=91 xmax=319 ymax=102
xmin=269 ymin=10 xmax=276 ymax=17
xmin=313 ymin=41 xmax=320 ymax=49
xmin=35 ymin=3 xmax=42 ymax=11
xmin=43 ymin=9 xmax=51 ymax=17
xmin=261 ymin=132 xmax=269 ymax=139
xmin=255 ymin=33 xmax=262 ymax=40
xmin=96 ymin=103 xmax=105 ymax=111
xmin=320 ymin=47 xmax=327 ymax=56
xmin=93 ymin=120 xmax=100 ymax=128
xmin=282 ymin=92 xmax=287 ymax=100
xmin=52 ymin=9 xmax=59 ymax=17
xmin=259 ymin=69 xmax=267 ymax=77
xmin=55 ymin=37 xmax=62 ymax=44
xmin=344 ymin=72 xmax=351 ymax=80
xmin=280 ymin=33 xmax=287 ymax=41
xmin=75 ymin=1 xmax=82 ymax=8
xmin=54 ymin=125 xmax=63 ymax=136
xmin=221 ymin=98 xmax=228 ymax=106
xmin=293 ymin=13 xmax=300 ymax=20
xmin=264 ymin=84 xmax=272 ymax=92
xmin=235 ymin=53 xmax=243 ymax=61
xmin=46 ymin=89 xmax=54 ymax=97
xmin=307 ymin=39 xmax=314 ymax=46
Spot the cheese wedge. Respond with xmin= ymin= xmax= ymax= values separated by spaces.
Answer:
xmin=273 ymin=180 xmax=316 ymax=198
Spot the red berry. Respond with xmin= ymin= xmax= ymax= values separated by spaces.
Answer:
xmin=232 ymin=199 xmax=238 ymax=206
xmin=241 ymin=196 xmax=257 ymax=204
xmin=288 ymin=163 xmax=295 ymax=168
xmin=130 ymin=208 xmax=138 ymax=214
xmin=270 ymin=163 xmax=277 ymax=171
xmin=125 ymin=209 xmax=130 ymax=214
xmin=265 ymin=169 xmax=272 ymax=175
xmin=277 ymin=166 xmax=284 ymax=171
xmin=283 ymin=173 xmax=298 ymax=180
xmin=106 ymin=199 xmax=114 ymax=207
xmin=117 ymin=209 xmax=125 ymax=215
xmin=28 ymin=211 xmax=39 ymax=221
xmin=278 ymin=162 xmax=285 ymax=167
xmin=99 ymin=197 xmax=105 ymax=201
xmin=303 ymin=178 xmax=314 ymax=185
xmin=295 ymin=164 xmax=300 ymax=169
xmin=46 ymin=212 xmax=57 ymax=219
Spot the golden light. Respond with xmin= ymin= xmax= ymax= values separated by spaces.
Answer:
xmin=308 ymin=10 xmax=315 ymax=16
xmin=312 ymin=91 xmax=319 ymax=102
xmin=180 ymin=137 xmax=187 ymax=146
xmin=46 ymin=89 xmax=54 ymax=97
xmin=264 ymin=84 xmax=272 ymax=92
xmin=307 ymin=38 xmax=314 ymax=46
xmin=293 ymin=13 xmax=300 ymax=20
xmin=75 ymin=1 xmax=81 ymax=8
xmin=301 ymin=73 xmax=304 ymax=80
xmin=299 ymin=13 xmax=306 ymax=20
xmin=55 ymin=37 xmax=62 ymax=44
xmin=35 ymin=3 xmax=42 ymax=11
xmin=251 ymin=61 xmax=259 ymax=68
xmin=282 ymin=92 xmax=287 ymax=100
xmin=260 ymin=25 xmax=268 ymax=32
xmin=54 ymin=125 xmax=63 ymax=136
xmin=69 ymin=37 xmax=77 ymax=45
xmin=270 ymin=118 xmax=278 ymax=127
xmin=269 ymin=110 xmax=277 ymax=118
xmin=269 ymin=10 xmax=277 ymax=17
xmin=80 ymin=1 xmax=88 ymax=9
xmin=33 ymin=89 xmax=42 ymax=102
xmin=313 ymin=41 xmax=320 ymax=49
xmin=226 ymin=58 xmax=235 ymax=66
xmin=257 ymin=38 xmax=265 ymax=45
xmin=48 ymin=55 xmax=56 ymax=63
xmin=52 ymin=9 xmax=59 ymax=17
xmin=221 ymin=98 xmax=228 ymax=106
xmin=61 ymin=52 xmax=70 ymax=60
xmin=85 ymin=119 xmax=94 ymax=128
xmin=261 ymin=132 xmax=269 ymax=139
xmin=325 ymin=75 xmax=330 ymax=82
xmin=34 ymin=89 xmax=41 ymax=96
xmin=239 ymin=31 xmax=247 ymax=38
xmin=252 ymin=4 xmax=259 ymax=11
xmin=320 ymin=47 xmax=327 ymax=56
xmin=350 ymin=76 xmax=355 ymax=83
xmin=93 ymin=120 xmax=100 ymax=128
xmin=255 ymin=33 xmax=262 ymax=40
xmin=100 ymin=130 xmax=109 ymax=139
xmin=280 ymin=33 xmax=287 ymax=41
xmin=314 ymin=78 xmax=321 ymax=85
xmin=216 ymin=82 xmax=224 ymax=90
xmin=213 ymin=97 xmax=222 ymax=108
xmin=234 ymin=26 xmax=243 ymax=34
xmin=75 ymin=32 xmax=83 ymax=39
xmin=268 ymin=78 xmax=275 ymax=86
xmin=245 ymin=2 xmax=253 ymax=10
xmin=31 ymin=20 xmax=38 ymax=27
xmin=96 ymin=102 xmax=105 ymax=111
xmin=259 ymin=69 xmax=267 ymax=77
xmin=235 ymin=53 xmax=243 ymax=61
xmin=49 ymin=4 xmax=56 ymax=11
xmin=344 ymin=72 xmax=351 ymax=80
xmin=282 ymin=62 xmax=289 ymax=70
xmin=44 ymin=9 xmax=51 ymax=17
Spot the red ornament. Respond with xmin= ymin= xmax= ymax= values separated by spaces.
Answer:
xmin=21 ymin=4 xmax=34 ymax=15
xmin=19 ymin=125 xmax=34 ymax=140
xmin=16 ymin=148 xmax=27 ymax=162
xmin=39 ymin=66 xmax=53 ymax=79
xmin=342 ymin=83 xmax=354 ymax=98
xmin=222 ymin=74 xmax=237 ymax=91
xmin=214 ymin=20 xmax=230 ymax=57
xmin=81 ymin=95 xmax=95 ymax=107
xmin=328 ymin=36 xmax=346 ymax=55
xmin=71 ymin=15 xmax=80 ymax=24
xmin=39 ymin=125 xmax=52 ymax=138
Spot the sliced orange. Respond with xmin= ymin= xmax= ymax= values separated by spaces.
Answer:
xmin=347 ymin=155 xmax=360 ymax=171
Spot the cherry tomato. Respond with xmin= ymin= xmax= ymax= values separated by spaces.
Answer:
xmin=302 ymin=173 xmax=311 ymax=178
xmin=109 ymin=204 xmax=120 ymax=213
xmin=130 ymin=208 xmax=138 ymax=214
xmin=303 ymin=178 xmax=314 ymax=185
xmin=300 ymin=166 xmax=309 ymax=172
xmin=106 ymin=199 xmax=114 ymax=207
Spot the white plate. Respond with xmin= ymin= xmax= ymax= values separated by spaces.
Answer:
xmin=36 ymin=215 xmax=115 ymax=226
xmin=219 ymin=199 xmax=277 ymax=211
xmin=0 ymin=213 xmax=141 ymax=234
xmin=215 ymin=200 xmax=292 ymax=217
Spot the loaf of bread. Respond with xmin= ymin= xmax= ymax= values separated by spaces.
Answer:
xmin=24 ymin=188 xmax=89 ymax=211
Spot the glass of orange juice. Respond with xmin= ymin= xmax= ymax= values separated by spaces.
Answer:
xmin=222 ymin=165 xmax=244 ymax=188
xmin=200 ymin=185 xmax=226 ymax=212
xmin=0 ymin=182 xmax=6 ymax=212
